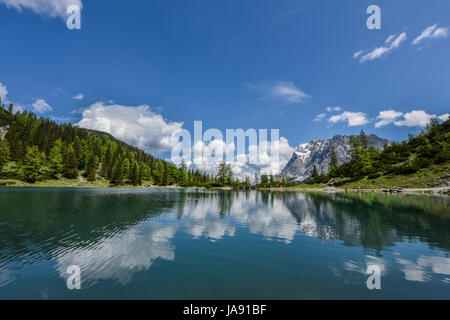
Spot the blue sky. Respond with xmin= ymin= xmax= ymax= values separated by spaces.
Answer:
xmin=0 ymin=0 xmax=449 ymax=165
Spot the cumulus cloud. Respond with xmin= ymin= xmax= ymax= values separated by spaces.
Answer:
xmin=232 ymin=136 xmax=293 ymax=178
xmin=439 ymin=113 xmax=449 ymax=122
xmin=412 ymin=24 xmax=448 ymax=45
xmin=0 ymin=0 xmax=83 ymax=19
xmin=375 ymin=110 xmax=404 ymax=128
xmin=73 ymin=93 xmax=84 ymax=100
xmin=375 ymin=109 xmax=447 ymax=128
xmin=182 ymin=135 xmax=294 ymax=180
xmin=394 ymin=110 xmax=436 ymax=127
xmin=328 ymin=111 xmax=369 ymax=127
xmin=248 ymin=81 xmax=310 ymax=104
xmin=358 ymin=33 xmax=407 ymax=63
xmin=77 ymin=102 xmax=184 ymax=154
xmin=31 ymin=98 xmax=53 ymax=113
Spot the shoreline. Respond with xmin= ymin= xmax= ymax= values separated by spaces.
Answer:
xmin=1 ymin=179 xmax=449 ymax=196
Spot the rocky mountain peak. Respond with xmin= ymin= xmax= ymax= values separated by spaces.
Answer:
xmin=281 ymin=134 xmax=390 ymax=182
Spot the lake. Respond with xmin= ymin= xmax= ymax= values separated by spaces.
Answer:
xmin=0 ymin=187 xmax=449 ymax=299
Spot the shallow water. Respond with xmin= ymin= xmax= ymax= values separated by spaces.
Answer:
xmin=0 ymin=187 xmax=449 ymax=299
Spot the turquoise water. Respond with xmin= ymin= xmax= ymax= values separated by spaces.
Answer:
xmin=0 ymin=187 xmax=449 ymax=299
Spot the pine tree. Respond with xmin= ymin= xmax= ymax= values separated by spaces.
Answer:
xmin=139 ymin=162 xmax=150 ymax=181
xmin=122 ymin=158 xmax=131 ymax=178
xmin=78 ymin=139 xmax=89 ymax=170
xmin=254 ymin=173 xmax=259 ymax=186
xmin=62 ymin=145 xmax=79 ymax=179
xmin=330 ymin=145 xmax=338 ymax=172
xmin=359 ymin=130 xmax=371 ymax=150
xmin=19 ymin=146 xmax=42 ymax=182
xmin=48 ymin=139 xmax=63 ymax=178
xmin=218 ymin=161 xmax=232 ymax=185
xmin=178 ymin=167 xmax=188 ymax=185
xmin=312 ymin=165 xmax=319 ymax=179
xmin=261 ymin=175 xmax=269 ymax=185
xmin=110 ymin=158 xmax=124 ymax=185
xmin=137 ymin=163 xmax=143 ymax=186
xmin=153 ymin=160 xmax=164 ymax=185
xmin=0 ymin=138 xmax=10 ymax=172
xmin=70 ymin=136 xmax=83 ymax=170
xmin=103 ymin=147 xmax=113 ymax=178
xmin=129 ymin=161 xmax=140 ymax=185
xmin=162 ymin=162 xmax=169 ymax=185
xmin=179 ymin=159 xmax=187 ymax=172
xmin=85 ymin=153 xmax=98 ymax=181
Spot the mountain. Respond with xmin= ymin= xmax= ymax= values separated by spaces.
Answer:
xmin=281 ymin=134 xmax=391 ymax=182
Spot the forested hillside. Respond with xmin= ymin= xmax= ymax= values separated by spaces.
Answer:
xmin=0 ymin=101 xmax=212 ymax=187
xmin=309 ymin=118 xmax=450 ymax=188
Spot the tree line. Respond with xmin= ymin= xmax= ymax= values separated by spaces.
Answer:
xmin=0 ymin=102 xmax=200 ymax=186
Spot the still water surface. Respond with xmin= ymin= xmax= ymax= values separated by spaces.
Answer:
xmin=0 ymin=187 xmax=449 ymax=299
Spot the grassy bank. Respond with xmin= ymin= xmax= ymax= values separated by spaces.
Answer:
xmin=1 ymin=176 xmax=449 ymax=196
xmin=0 ymin=178 xmax=153 ymax=188
xmin=333 ymin=162 xmax=450 ymax=189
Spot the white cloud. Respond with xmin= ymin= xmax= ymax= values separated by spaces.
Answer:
xmin=438 ymin=113 xmax=449 ymax=122
xmin=248 ymin=81 xmax=310 ymax=104
xmin=77 ymin=102 xmax=184 ymax=154
xmin=328 ymin=111 xmax=369 ymax=127
xmin=353 ymin=50 xmax=363 ymax=59
xmin=314 ymin=113 xmax=326 ymax=122
xmin=185 ymin=136 xmax=295 ymax=180
xmin=396 ymin=256 xmax=450 ymax=283
xmin=418 ymin=256 xmax=450 ymax=276
xmin=375 ymin=110 xmax=404 ymax=128
xmin=375 ymin=109 xmax=447 ymax=127
xmin=270 ymin=81 xmax=309 ymax=103
xmin=0 ymin=0 xmax=83 ymax=19
xmin=31 ymin=98 xmax=53 ymax=113
xmin=315 ymin=107 xmax=341 ymax=121
xmin=385 ymin=34 xmax=397 ymax=44
xmin=326 ymin=106 xmax=341 ymax=112
xmin=396 ymin=258 xmax=428 ymax=282
xmin=0 ymin=82 xmax=8 ymax=103
xmin=57 ymin=220 xmax=176 ymax=286
xmin=73 ymin=93 xmax=84 ymax=100
xmin=412 ymin=24 xmax=448 ymax=45
xmin=0 ymin=81 xmax=42 ymax=113
xmin=359 ymin=33 xmax=407 ymax=63
xmin=394 ymin=110 xmax=436 ymax=127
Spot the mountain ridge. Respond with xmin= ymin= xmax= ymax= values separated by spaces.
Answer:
xmin=281 ymin=133 xmax=391 ymax=182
